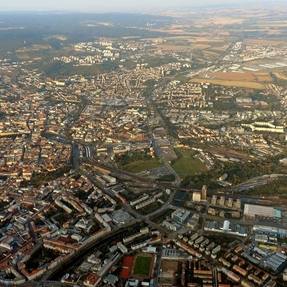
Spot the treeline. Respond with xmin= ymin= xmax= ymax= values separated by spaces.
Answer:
xmin=181 ymin=154 xmax=287 ymax=190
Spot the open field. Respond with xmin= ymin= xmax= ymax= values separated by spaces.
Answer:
xmin=190 ymin=78 xmax=266 ymax=90
xmin=208 ymin=72 xmax=272 ymax=82
xmin=172 ymin=148 xmax=207 ymax=178
xmin=133 ymin=255 xmax=152 ymax=277
xmin=122 ymin=158 xmax=161 ymax=173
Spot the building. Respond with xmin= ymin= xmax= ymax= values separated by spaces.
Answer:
xmin=204 ymin=220 xmax=248 ymax=237
xmin=253 ymin=225 xmax=287 ymax=239
xmin=192 ymin=186 xmax=207 ymax=202
xmin=173 ymin=191 xmax=188 ymax=207
xmin=283 ymin=268 xmax=287 ymax=282
xmin=244 ymin=204 xmax=282 ymax=220
xmin=84 ymin=273 xmax=100 ymax=287
xmin=111 ymin=209 xmax=134 ymax=225
xmin=187 ymin=214 xmax=199 ymax=229
xmin=162 ymin=220 xmax=179 ymax=231
xmin=201 ymin=185 xmax=207 ymax=201
xmin=192 ymin=192 xmax=201 ymax=202
xmin=103 ymin=274 xmax=118 ymax=285
xmin=242 ymin=122 xmax=285 ymax=134
xmin=264 ymin=252 xmax=287 ymax=273
xmin=171 ymin=208 xmax=191 ymax=225
xmin=125 ymin=279 xmax=139 ymax=287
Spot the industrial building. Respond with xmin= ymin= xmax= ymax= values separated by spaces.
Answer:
xmin=264 ymin=252 xmax=287 ymax=273
xmin=253 ymin=225 xmax=287 ymax=238
xmin=204 ymin=220 xmax=248 ymax=237
xmin=244 ymin=204 xmax=282 ymax=220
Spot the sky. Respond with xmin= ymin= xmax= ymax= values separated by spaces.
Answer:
xmin=0 ymin=0 xmax=283 ymax=12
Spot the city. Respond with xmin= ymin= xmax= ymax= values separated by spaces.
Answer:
xmin=0 ymin=0 xmax=287 ymax=286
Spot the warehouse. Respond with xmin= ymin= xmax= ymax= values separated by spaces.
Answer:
xmin=244 ymin=204 xmax=282 ymax=219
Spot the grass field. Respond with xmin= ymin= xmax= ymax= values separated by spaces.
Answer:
xmin=172 ymin=148 xmax=207 ymax=178
xmin=133 ymin=255 xmax=152 ymax=277
xmin=191 ymin=78 xmax=266 ymax=90
xmin=122 ymin=158 xmax=161 ymax=173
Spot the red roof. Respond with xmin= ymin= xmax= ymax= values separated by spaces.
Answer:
xmin=84 ymin=272 xmax=99 ymax=285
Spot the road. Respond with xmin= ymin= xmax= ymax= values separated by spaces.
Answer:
xmin=41 ymin=220 xmax=140 ymax=281
xmin=82 ymin=166 xmax=178 ymax=238
xmin=228 ymin=174 xmax=287 ymax=193
xmin=142 ymin=79 xmax=182 ymax=186
xmin=153 ymin=246 xmax=163 ymax=287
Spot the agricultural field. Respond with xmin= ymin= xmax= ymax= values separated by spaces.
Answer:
xmin=206 ymin=16 xmax=246 ymax=26
xmin=190 ymin=71 xmax=272 ymax=90
xmin=158 ymin=43 xmax=191 ymax=53
xmin=209 ymin=72 xmax=272 ymax=82
xmin=190 ymin=78 xmax=266 ymax=90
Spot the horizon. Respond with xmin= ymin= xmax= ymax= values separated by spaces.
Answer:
xmin=0 ymin=0 xmax=285 ymax=13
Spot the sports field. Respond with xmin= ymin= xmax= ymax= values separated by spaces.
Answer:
xmin=133 ymin=255 xmax=152 ymax=277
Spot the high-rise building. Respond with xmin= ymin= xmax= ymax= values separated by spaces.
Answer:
xmin=201 ymin=185 xmax=207 ymax=201
xmin=192 ymin=192 xmax=201 ymax=202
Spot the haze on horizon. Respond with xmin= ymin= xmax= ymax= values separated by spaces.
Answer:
xmin=0 ymin=0 xmax=284 ymax=12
